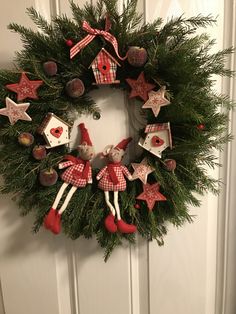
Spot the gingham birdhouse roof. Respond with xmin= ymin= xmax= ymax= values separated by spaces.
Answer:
xmin=145 ymin=122 xmax=173 ymax=149
xmin=89 ymin=48 xmax=121 ymax=68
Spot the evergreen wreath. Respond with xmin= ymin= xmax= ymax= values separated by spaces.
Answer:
xmin=0 ymin=0 xmax=233 ymax=260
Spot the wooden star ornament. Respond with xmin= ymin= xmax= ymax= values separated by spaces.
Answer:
xmin=126 ymin=72 xmax=155 ymax=101
xmin=6 ymin=72 xmax=43 ymax=101
xmin=0 ymin=97 xmax=32 ymax=125
xmin=136 ymin=182 xmax=166 ymax=211
xmin=142 ymin=87 xmax=170 ymax=117
xmin=131 ymin=158 xmax=154 ymax=184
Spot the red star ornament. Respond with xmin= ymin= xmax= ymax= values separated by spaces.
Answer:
xmin=136 ymin=182 xmax=166 ymax=211
xmin=126 ymin=72 xmax=155 ymax=101
xmin=142 ymin=87 xmax=170 ymax=117
xmin=6 ymin=72 xmax=43 ymax=101
xmin=131 ymin=158 xmax=154 ymax=184
xmin=0 ymin=97 xmax=32 ymax=125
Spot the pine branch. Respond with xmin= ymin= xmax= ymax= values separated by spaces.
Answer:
xmin=26 ymin=7 xmax=53 ymax=35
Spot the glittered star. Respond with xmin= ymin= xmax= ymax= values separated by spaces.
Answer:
xmin=0 ymin=97 xmax=32 ymax=125
xmin=131 ymin=158 xmax=154 ymax=184
xmin=126 ymin=72 xmax=155 ymax=101
xmin=6 ymin=72 xmax=43 ymax=101
xmin=136 ymin=182 xmax=166 ymax=211
xmin=142 ymin=87 xmax=170 ymax=117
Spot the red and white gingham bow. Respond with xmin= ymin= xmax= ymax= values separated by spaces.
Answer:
xmin=70 ymin=21 xmax=126 ymax=60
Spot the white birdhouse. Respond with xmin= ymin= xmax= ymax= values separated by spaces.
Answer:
xmin=138 ymin=123 xmax=172 ymax=158
xmin=37 ymin=113 xmax=71 ymax=148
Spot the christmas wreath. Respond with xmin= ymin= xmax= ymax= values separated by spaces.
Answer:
xmin=0 ymin=0 xmax=233 ymax=260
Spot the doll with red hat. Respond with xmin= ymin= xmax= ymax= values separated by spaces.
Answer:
xmin=44 ymin=123 xmax=95 ymax=234
xmin=96 ymin=138 xmax=137 ymax=234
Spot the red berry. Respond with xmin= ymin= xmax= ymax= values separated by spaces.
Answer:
xmin=65 ymin=39 xmax=73 ymax=47
xmin=197 ymin=124 xmax=205 ymax=130
xmin=134 ymin=203 xmax=140 ymax=209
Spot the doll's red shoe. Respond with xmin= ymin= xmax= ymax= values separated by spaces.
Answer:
xmin=44 ymin=208 xmax=56 ymax=229
xmin=51 ymin=212 xmax=61 ymax=234
xmin=104 ymin=213 xmax=117 ymax=233
xmin=117 ymin=219 xmax=137 ymax=234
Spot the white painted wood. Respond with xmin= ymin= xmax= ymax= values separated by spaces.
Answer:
xmin=146 ymin=1 xmax=225 ymax=314
xmin=216 ymin=1 xmax=236 ymax=314
xmin=0 ymin=191 xmax=61 ymax=314
xmin=0 ymin=2 xmax=70 ymax=314
xmin=0 ymin=281 xmax=5 ymax=314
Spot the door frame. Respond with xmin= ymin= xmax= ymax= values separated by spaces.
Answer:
xmin=216 ymin=1 xmax=236 ymax=314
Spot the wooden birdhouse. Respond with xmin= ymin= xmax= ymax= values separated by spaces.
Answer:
xmin=37 ymin=113 xmax=71 ymax=148
xmin=138 ymin=123 xmax=172 ymax=158
xmin=89 ymin=48 xmax=121 ymax=85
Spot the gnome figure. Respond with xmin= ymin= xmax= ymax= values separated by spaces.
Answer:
xmin=44 ymin=123 xmax=94 ymax=234
xmin=96 ymin=138 xmax=136 ymax=234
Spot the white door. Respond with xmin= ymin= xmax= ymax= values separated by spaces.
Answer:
xmin=0 ymin=1 xmax=235 ymax=314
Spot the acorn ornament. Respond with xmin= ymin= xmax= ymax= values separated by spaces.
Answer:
xmin=18 ymin=132 xmax=34 ymax=147
xmin=39 ymin=168 xmax=58 ymax=186
xmin=127 ymin=46 xmax=148 ymax=67
xmin=163 ymin=159 xmax=176 ymax=172
xmin=43 ymin=61 xmax=58 ymax=76
xmin=66 ymin=78 xmax=85 ymax=98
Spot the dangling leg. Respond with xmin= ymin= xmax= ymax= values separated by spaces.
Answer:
xmin=114 ymin=191 xmax=137 ymax=234
xmin=113 ymin=191 xmax=121 ymax=219
xmin=51 ymin=186 xmax=78 ymax=235
xmin=44 ymin=182 xmax=69 ymax=230
xmin=104 ymin=191 xmax=116 ymax=216
xmin=58 ymin=186 xmax=77 ymax=215
xmin=52 ymin=182 xmax=69 ymax=210
xmin=104 ymin=191 xmax=117 ymax=233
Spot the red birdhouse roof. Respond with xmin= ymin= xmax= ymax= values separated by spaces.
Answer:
xmin=89 ymin=48 xmax=121 ymax=68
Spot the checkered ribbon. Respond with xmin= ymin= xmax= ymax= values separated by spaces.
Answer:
xmin=70 ymin=21 xmax=126 ymax=60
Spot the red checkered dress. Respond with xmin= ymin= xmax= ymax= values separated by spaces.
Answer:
xmin=60 ymin=160 xmax=92 ymax=188
xmin=96 ymin=165 xmax=132 ymax=191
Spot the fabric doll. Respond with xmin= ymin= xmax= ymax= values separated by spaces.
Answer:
xmin=44 ymin=123 xmax=94 ymax=234
xmin=97 ymin=137 xmax=136 ymax=234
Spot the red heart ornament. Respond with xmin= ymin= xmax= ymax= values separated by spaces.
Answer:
xmin=98 ymin=61 xmax=110 ymax=75
xmin=151 ymin=135 xmax=164 ymax=147
xmin=50 ymin=127 xmax=63 ymax=138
